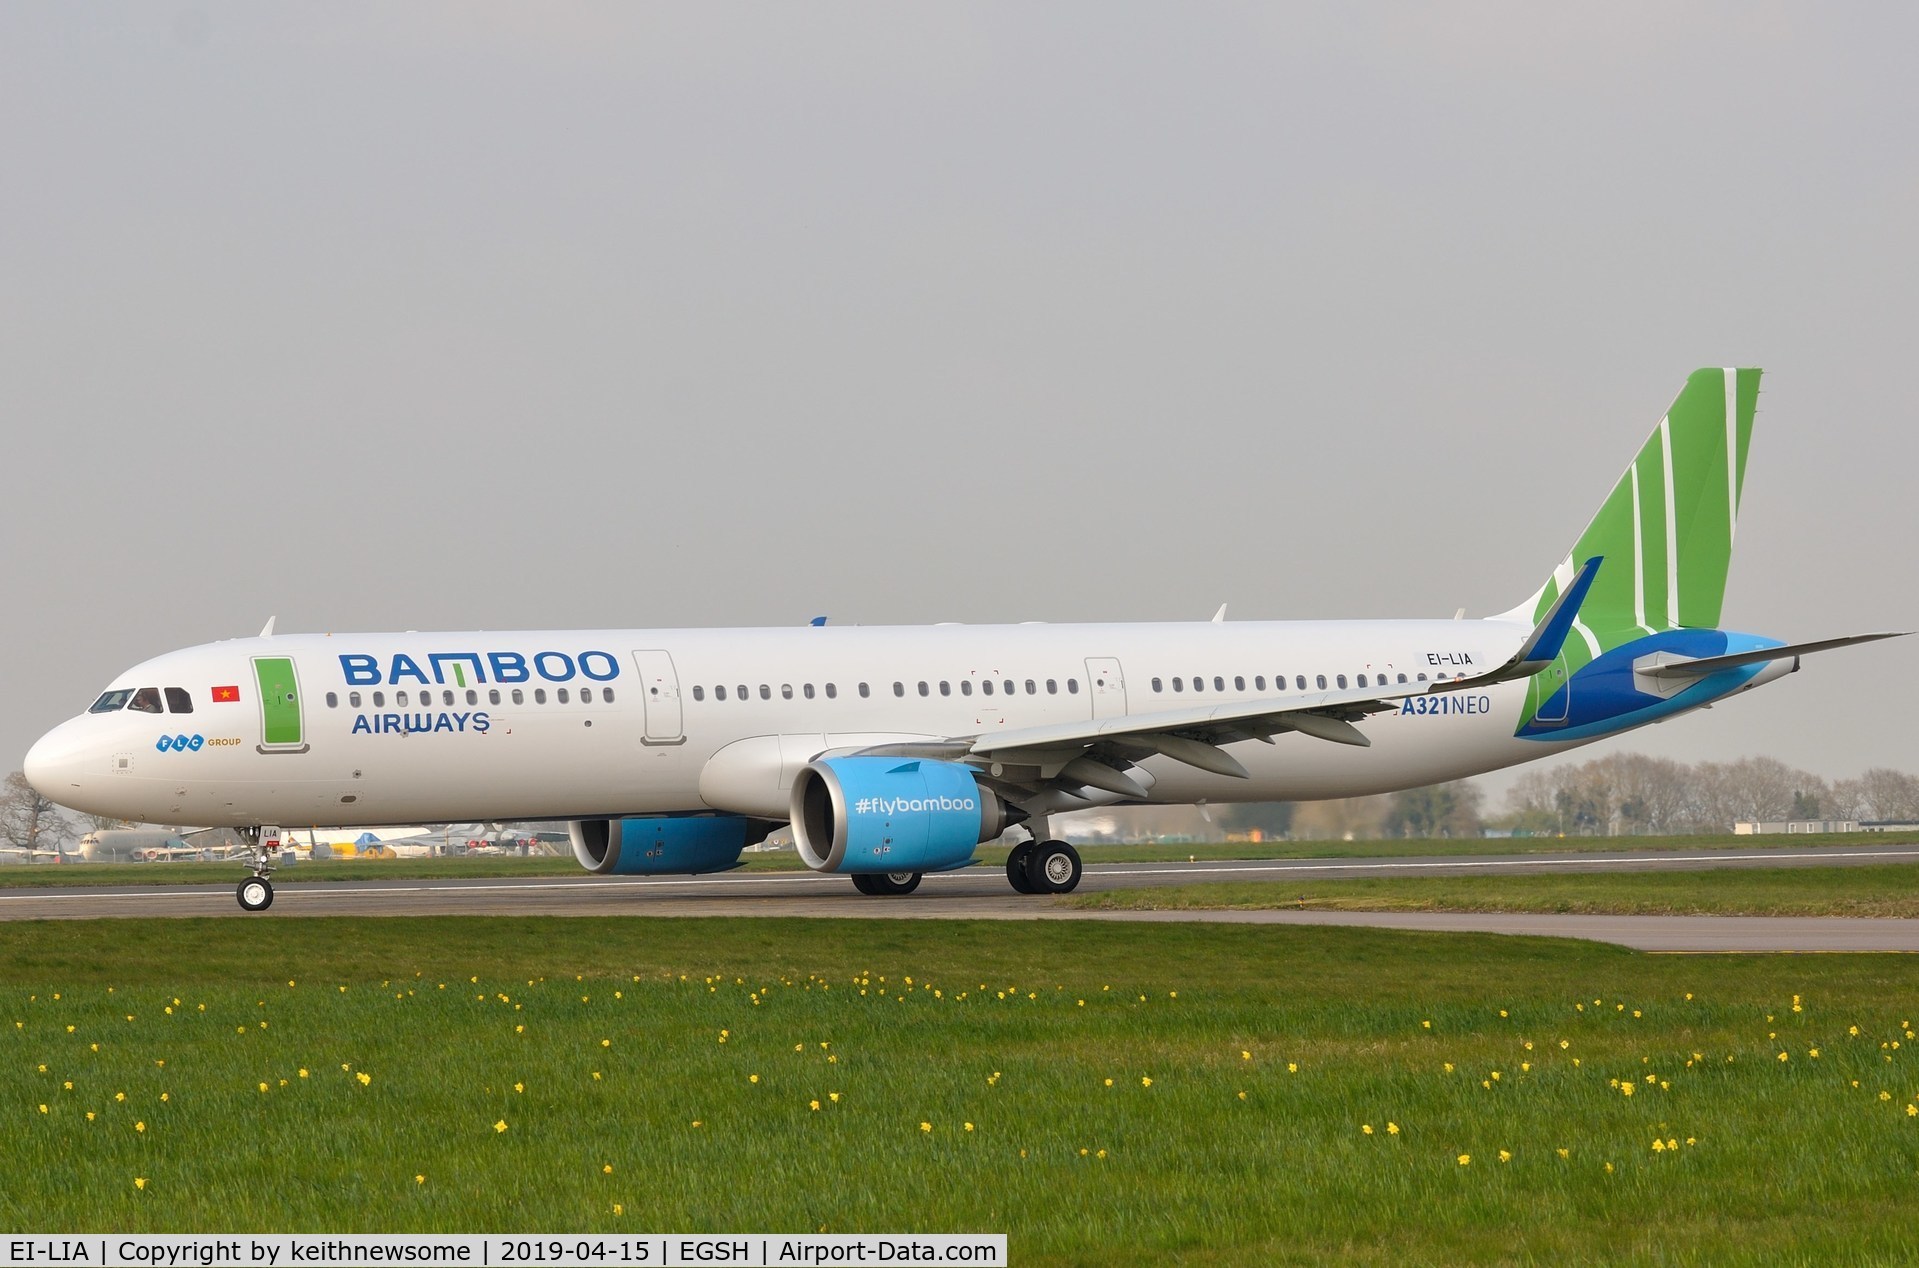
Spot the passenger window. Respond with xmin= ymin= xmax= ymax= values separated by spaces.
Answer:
xmin=738 ymin=685 xmax=749 ymax=701
xmin=128 ymin=687 xmax=163 ymax=714
xmin=444 ymin=690 xmax=456 ymax=706
xmin=1357 ymin=674 xmax=1368 ymax=688
xmin=1417 ymin=672 xmax=1428 ymax=682
xmin=88 ymin=690 xmax=134 ymax=714
xmin=693 ymin=686 xmax=705 ymax=701
xmin=918 ymin=681 xmax=930 ymax=697
xmin=1025 ymin=679 xmax=1036 ymax=695
xmin=1337 ymin=675 xmax=1348 ymax=689
xmin=1234 ymin=676 xmax=1245 ymax=692
xmin=579 ymin=687 xmax=592 ymax=704
xmin=981 ymin=680 xmax=994 ymax=696
xmin=940 ymin=681 xmax=951 ymax=696
xmin=960 ymin=680 xmax=973 ymax=696
xmin=1397 ymin=673 xmax=1407 ymax=684
xmin=324 ymin=691 xmax=338 ymax=709
xmin=511 ymin=689 xmax=523 ymax=704
xmin=1152 ymin=678 xmax=1163 ymax=692
xmin=760 ymin=685 xmax=771 ymax=700
xmin=1004 ymin=680 xmax=1014 ymax=695
xmin=782 ymin=684 xmax=793 ymax=700
xmin=603 ymin=687 xmax=615 ymax=703
xmin=1315 ymin=675 xmax=1327 ymax=689
xmin=1192 ymin=676 xmax=1204 ymax=693
xmin=350 ymin=692 xmax=363 ymax=708
xmin=373 ymin=691 xmax=386 ymax=708
xmin=826 ymin=683 xmax=838 ymax=699
xmin=489 ymin=689 xmax=501 ymax=705
xmin=1214 ymin=677 xmax=1225 ymax=692
xmin=1255 ymin=676 xmax=1266 ymax=690
xmin=1046 ymin=679 xmax=1058 ymax=694
xmin=803 ymin=684 xmax=815 ymax=699
xmin=858 ymin=683 xmax=870 ymax=698
xmin=1067 ymin=679 xmax=1079 ymax=694
xmin=396 ymin=691 xmax=410 ymax=707
xmin=558 ymin=687 xmax=571 ymax=704
xmin=1173 ymin=677 xmax=1184 ymax=692
xmin=892 ymin=682 xmax=904 ymax=697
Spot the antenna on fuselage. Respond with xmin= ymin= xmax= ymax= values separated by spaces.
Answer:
xmin=259 ymin=616 xmax=277 ymax=637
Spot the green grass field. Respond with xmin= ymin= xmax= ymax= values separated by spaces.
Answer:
xmin=1067 ymin=861 xmax=1919 ymax=918
xmin=1 ymin=830 xmax=1905 ymax=889
xmin=4 ymin=917 xmax=1919 ymax=1264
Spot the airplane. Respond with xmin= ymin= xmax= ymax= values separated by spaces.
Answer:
xmin=22 ymin=368 xmax=1903 ymax=911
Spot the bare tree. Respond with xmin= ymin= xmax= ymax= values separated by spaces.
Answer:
xmin=1857 ymin=768 xmax=1919 ymax=821
xmin=1384 ymin=781 xmax=1484 ymax=838
xmin=1 ymin=772 xmax=76 ymax=856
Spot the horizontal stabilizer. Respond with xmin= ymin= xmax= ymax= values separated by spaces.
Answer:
xmin=1640 ymin=631 xmax=1909 ymax=679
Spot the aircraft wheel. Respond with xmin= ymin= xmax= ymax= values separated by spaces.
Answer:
xmin=850 ymin=873 xmax=881 ymax=896
xmin=237 ymin=877 xmax=274 ymax=912
xmin=878 ymin=871 xmax=922 ymax=896
xmin=1006 ymin=842 xmax=1037 ymax=894
xmin=1030 ymin=841 xmax=1082 ymax=894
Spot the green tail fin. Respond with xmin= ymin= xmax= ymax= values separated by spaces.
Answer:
xmin=1502 ymin=367 xmax=1760 ymax=643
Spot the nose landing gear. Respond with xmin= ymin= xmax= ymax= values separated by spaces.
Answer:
xmin=234 ymin=826 xmax=281 ymax=912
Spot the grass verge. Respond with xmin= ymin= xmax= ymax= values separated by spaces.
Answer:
xmin=3 ymin=831 xmax=1910 ymax=889
xmin=1065 ymin=862 xmax=1919 ymax=918
xmin=3 ymin=917 xmax=1919 ymax=1263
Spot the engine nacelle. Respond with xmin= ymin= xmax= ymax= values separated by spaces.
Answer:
xmin=568 ymin=815 xmax=751 ymax=875
xmin=790 ymin=757 xmax=1019 ymax=874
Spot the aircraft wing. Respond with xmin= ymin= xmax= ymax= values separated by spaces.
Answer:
xmin=846 ymin=559 xmax=1604 ymax=801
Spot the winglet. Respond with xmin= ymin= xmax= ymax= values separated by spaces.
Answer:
xmin=1439 ymin=557 xmax=1600 ymax=692
xmin=1508 ymin=557 xmax=1601 ymax=675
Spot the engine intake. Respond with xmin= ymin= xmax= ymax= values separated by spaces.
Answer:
xmin=791 ymin=757 xmax=1021 ymax=874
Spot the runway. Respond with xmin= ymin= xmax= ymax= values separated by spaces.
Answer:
xmin=4 ymin=842 xmax=1919 ymax=951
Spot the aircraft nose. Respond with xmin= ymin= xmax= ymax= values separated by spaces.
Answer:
xmin=23 ymin=721 xmax=88 ymax=801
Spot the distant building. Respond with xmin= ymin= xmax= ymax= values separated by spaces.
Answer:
xmin=1733 ymin=820 xmax=1859 ymax=835
xmin=1860 ymin=820 xmax=1919 ymax=833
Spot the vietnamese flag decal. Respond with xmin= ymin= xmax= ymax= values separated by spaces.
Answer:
xmin=211 ymin=685 xmax=241 ymax=703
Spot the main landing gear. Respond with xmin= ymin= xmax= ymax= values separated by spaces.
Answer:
xmin=851 ymin=871 xmax=923 ymax=896
xmin=1006 ymin=839 xmax=1083 ymax=895
xmin=235 ymin=826 xmax=280 ymax=912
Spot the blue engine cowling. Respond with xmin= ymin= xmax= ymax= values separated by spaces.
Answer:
xmin=790 ymin=757 xmax=1019 ymax=874
xmin=569 ymin=815 xmax=752 ymax=875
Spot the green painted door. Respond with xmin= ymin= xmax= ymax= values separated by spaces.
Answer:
xmin=252 ymin=657 xmax=306 ymax=751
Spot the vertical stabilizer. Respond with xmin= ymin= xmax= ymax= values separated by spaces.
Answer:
xmin=1501 ymin=367 xmax=1760 ymax=642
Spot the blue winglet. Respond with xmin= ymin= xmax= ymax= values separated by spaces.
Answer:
xmin=1511 ymin=556 xmax=1602 ymax=673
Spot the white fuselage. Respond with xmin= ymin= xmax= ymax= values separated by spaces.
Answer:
xmin=24 ymin=618 xmax=1575 ymax=831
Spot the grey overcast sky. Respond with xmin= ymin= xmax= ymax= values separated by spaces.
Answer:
xmin=2 ymin=3 xmax=1914 ymax=801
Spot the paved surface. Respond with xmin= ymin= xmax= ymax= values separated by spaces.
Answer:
xmin=4 ymin=843 xmax=1919 ymax=951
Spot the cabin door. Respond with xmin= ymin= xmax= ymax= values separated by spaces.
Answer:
xmin=1084 ymin=657 xmax=1128 ymax=720
xmin=631 ymin=650 xmax=686 ymax=744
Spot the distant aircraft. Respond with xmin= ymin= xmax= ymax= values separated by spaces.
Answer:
xmin=24 ymin=369 xmax=1904 ymax=910
xmin=70 ymin=829 xmax=233 ymax=863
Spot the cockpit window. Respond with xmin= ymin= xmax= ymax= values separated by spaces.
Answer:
xmin=164 ymin=687 xmax=193 ymax=714
xmin=89 ymin=689 xmax=134 ymax=714
xmin=127 ymin=687 xmax=164 ymax=714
